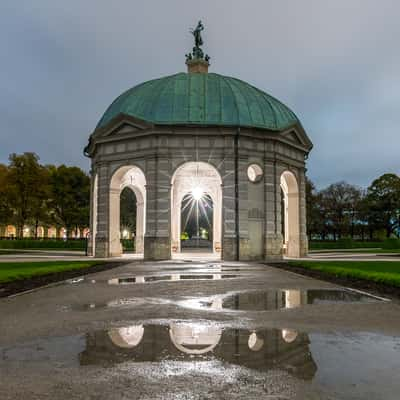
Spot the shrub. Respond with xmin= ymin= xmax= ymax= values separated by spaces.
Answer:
xmin=310 ymin=240 xmax=383 ymax=250
xmin=0 ymin=239 xmax=85 ymax=250
xmin=121 ymin=239 xmax=135 ymax=251
xmin=381 ymin=238 xmax=400 ymax=249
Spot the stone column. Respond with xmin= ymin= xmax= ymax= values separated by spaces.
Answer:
xmin=238 ymin=156 xmax=250 ymax=260
xmin=144 ymin=157 xmax=171 ymax=260
xmin=88 ymin=172 xmax=95 ymax=256
xmin=109 ymin=187 xmax=122 ymax=256
xmin=135 ymin=200 xmax=145 ymax=253
xmin=221 ymin=155 xmax=237 ymax=261
xmin=94 ymin=163 xmax=110 ymax=257
xmin=298 ymin=168 xmax=308 ymax=257
xmin=264 ymin=159 xmax=283 ymax=261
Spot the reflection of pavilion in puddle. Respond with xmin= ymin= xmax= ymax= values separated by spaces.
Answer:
xmin=219 ymin=288 xmax=379 ymax=311
xmin=79 ymin=323 xmax=316 ymax=379
xmin=108 ymin=274 xmax=237 ymax=285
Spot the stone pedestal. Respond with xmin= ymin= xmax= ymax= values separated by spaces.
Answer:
xmin=222 ymin=235 xmax=237 ymax=261
xmin=186 ymin=59 xmax=209 ymax=73
xmin=265 ymin=233 xmax=283 ymax=262
xmin=95 ymin=235 xmax=109 ymax=258
xmin=144 ymin=236 xmax=171 ymax=260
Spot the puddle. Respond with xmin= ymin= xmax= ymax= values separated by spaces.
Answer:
xmin=181 ymin=288 xmax=383 ymax=311
xmin=108 ymin=274 xmax=238 ymax=285
xmin=79 ymin=324 xmax=317 ymax=379
xmin=0 ymin=324 xmax=314 ymax=379
xmin=2 ymin=321 xmax=400 ymax=400
xmin=2 ymin=319 xmax=400 ymax=400
xmin=66 ymin=277 xmax=96 ymax=284
xmin=70 ymin=297 xmax=171 ymax=312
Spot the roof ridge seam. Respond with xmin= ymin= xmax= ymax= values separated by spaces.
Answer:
xmin=150 ymin=75 xmax=176 ymax=121
xmin=220 ymin=75 xmax=240 ymax=126
xmin=227 ymin=76 xmax=255 ymax=128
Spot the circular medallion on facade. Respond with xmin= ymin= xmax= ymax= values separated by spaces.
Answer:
xmin=247 ymin=164 xmax=263 ymax=183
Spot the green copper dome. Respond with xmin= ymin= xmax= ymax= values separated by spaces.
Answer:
xmin=97 ymin=72 xmax=298 ymax=131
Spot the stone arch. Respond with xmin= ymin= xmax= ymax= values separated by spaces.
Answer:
xmin=170 ymin=161 xmax=222 ymax=256
xmin=248 ymin=332 xmax=264 ymax=351
xmin=36 ymin=226 xmax=45 ymax=238
xmin=6 ymin=225 xmax=16 ymax=237
xmin=169 ymin=323 xmax=222 ymax=355
xmin=282 ymin=329 xmax=298 ymax=343
xmin=280 ymin=170 xmax=300 ymax=257
xmin=109 ymin=165 xmax=146 ymax=256
xmin=108 ymin=325 xmax=144 ymax=348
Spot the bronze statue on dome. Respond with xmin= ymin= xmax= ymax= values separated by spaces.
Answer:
xmin=190 ymin=20 xmax=204 ymax=48
xmin=186 ymin=20 xmax=210 ymax=63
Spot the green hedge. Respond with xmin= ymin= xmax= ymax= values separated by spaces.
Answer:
xmin=0 ymin=239 xmax=85 ymax=250
xmin=0 ymin=238 xmax=138 ymax=251
xmin=382 ymin=238 xmax=400 ymax=249
xmin=121 ymin=239 xmax=135 ymax=251
xmin=309 ymin=239 xmax=383 ymax=250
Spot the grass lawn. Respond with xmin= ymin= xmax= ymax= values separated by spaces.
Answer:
xmin=0 ymin=261 xmax=103 ymax=283
xmin=310 ymin=248 xmax=400 ymax=254
xmin=289 ymin=261 xmax=400 ymax=287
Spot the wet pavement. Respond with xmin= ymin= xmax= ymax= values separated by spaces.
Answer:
xmin=0 ymin=260 xmax=400 ymax=399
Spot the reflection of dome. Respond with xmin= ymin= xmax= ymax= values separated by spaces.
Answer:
xmin=169 ymin=323 xmax=222 ymax=354
xmin=108 ymin=325 xmax=144 ymax=348
xmin=282 ymin=329 xmax=298 ymax=343
xmin=97 ymin=73 xmax=298 ymax=131
xmin=248 ymin=332 xmax=264 ymax=351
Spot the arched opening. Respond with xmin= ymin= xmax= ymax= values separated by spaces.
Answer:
xmin=180 ymin=193 xmax=213 ymax=251
xmin=282 ymin=329 xmax=298 ymax=343
xmin=109 ymin=166 xmax=146 ymax=257
xmin=6 ymin=225 xmax=16 ymax=238
xmin=36 ymin=226 xmax=45 ymax=238
xmin=248 ymin=332 xmax=264 ymax=351
xmin=47 ymin=226 xmax=57 ymax=238
xmin=108 ymin=325 xmax=144 ymax=348
xmin=120 ymin=187 xmax=137 ymax=253
xmin=280 ymin=171 xmax=300 ymax=257
xmin=169 ymin=323 xmax=222 ymax=355
xmin=171 ymin=162 xmax=222 ymax=257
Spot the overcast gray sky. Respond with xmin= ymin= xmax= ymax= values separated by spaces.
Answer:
xmin=1 ymin=0 xmax=399 ymax=189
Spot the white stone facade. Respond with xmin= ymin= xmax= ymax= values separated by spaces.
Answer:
xmin=85 ymin=116 xmax=312 ymax=261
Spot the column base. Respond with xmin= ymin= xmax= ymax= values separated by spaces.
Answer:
xmin=94 ymin=235 xmax=109 ymax=258
xmin=300 ymin=234 xmax=308 ymax=257
xmin=222 ymin=236 xmax=237 ymax=261
xmin=144 ymin=236 xmax=171 ymax=260
xmin=265 ymin=233 xmax=283 ymax=261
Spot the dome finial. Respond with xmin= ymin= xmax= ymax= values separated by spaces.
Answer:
xmin=185 ymin=20 xmax=210 ymax=73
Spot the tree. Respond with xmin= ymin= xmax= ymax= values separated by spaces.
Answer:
xmin=0 ymin=164 xmax=12 ymax=235
xmin=319 ymin=181 xmax=363 ymax=240
xmin=6 ymin=153 xmax=48 ymax=237
xmin=29 ymin=168 xmax=52 ymax=238
xmin=48 ymin=165 xmax=90 ymax=237
xmin=305 ymin=177 xmax=325 ymax=239
xmin=365 ymin=173 xmax=400 ymax=238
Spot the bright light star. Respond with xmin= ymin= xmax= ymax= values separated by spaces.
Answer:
xmin=191 ymin=186 xmax=204 ymax=200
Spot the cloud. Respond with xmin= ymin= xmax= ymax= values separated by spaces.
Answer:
xmin=0 ymin=0 xmax=399 ymax=188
